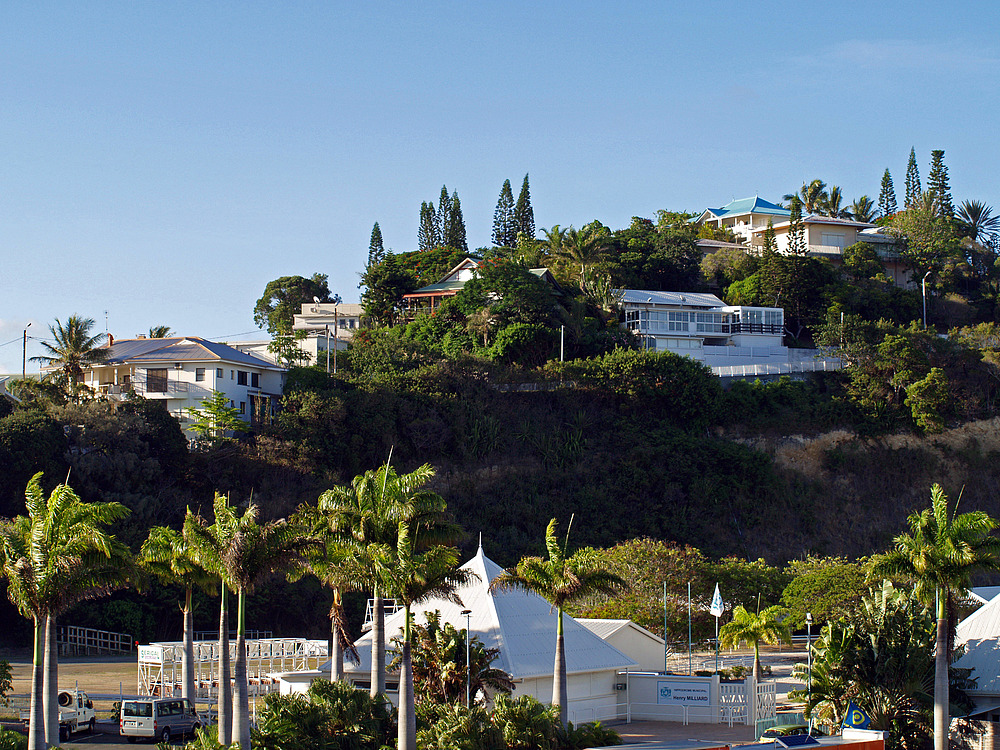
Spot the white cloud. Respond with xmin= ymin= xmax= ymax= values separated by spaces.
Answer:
xmin=797 ymin=39 xmax=999 ymax=72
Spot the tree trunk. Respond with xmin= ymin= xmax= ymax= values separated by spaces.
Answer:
xmin=28 ymin=617 xmax=45 ymax=750
xmin=330 ymin=616 xmax=344 ymax=682
xmin=934 ymin=610 xmax=949 ymax=750
xmin=553 ymin=607 xmax=568 ymax=728
xmin=753 ymin=640 xmax=763 ymax=683
xmin=183 ymin=588 xmax=196 ymax=701
xmin=44 ymin=612 xmax=58 ymax=748
xmin=370 ymin=591 xmax=385 ymax=696
xmin=233 ymin=591 xmax=251 ymax=750
xmin=217 ymin=582 xmax=232 ymax=746
xmin=397 ymin=608 xmax=416 ymax=750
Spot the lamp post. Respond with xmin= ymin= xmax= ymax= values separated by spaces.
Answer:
xmin=922 ymin=270 xmax=932 ymax=329
xmin=461 ymin=609 xmax=472 ymax=707
xmin=22 ymin=323 xmax=31 ymax=379
xmin=331 ymin=294 xmax=343 ymax=374
xmin=805 ymin=612 xmax=813 ymax=704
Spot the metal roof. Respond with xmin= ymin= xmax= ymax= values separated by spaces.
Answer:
xmin=698 ymin=196 xmax=791 ymax=221
xmin=99 ymin=337 xmax=283 ymax=370
xmin=954 ymin=593 xmax=1000 ymax=694
xmin=577 ymin=618 xmax=665 ymax=645
xmin=329 ymin=546 xmax=637 ymax=680
xmin=619 ymin=290 xmax=726 ymax=309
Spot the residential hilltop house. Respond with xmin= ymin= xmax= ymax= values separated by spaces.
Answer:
xmin=401 ymin=257 xmax=563 ymax=316
xmin=620 ymin=290 xmax=840 ymax=375
xmin=693 ymin=196 xmax=792 ymax=244
xmin=64 ymin=336 xmax=286 ymax=431
xmin=230 ymin=302 xmax=365 ymax=368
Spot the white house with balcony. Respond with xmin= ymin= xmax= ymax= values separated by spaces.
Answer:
xmin=621 ymin=290 xmax=839 ymax=376
xmin=693 ymin=196 xmax=791 ymax=244
xmin=68 ymin=336 xmax=286 ymax=431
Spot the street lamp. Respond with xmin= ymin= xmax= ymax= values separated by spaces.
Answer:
xmin=805 ymin=612 xmax=813 ymax=704
xmin=331 ymin=295 xmax=343 ymax=374
xmin=461 ymin=609 xmax=472 ymax=707
xmin=22 ymin=323 xmax=31 ymax=380
xmin=922 ymin=270 xmax=932 ymax=329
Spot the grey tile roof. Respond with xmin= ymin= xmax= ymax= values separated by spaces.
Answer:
xmin=102 ymin=337 xmax=282 ymax=369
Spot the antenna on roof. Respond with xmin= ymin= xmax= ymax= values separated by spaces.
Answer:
xmin=104 ymin=310 xmax=109 ymax=333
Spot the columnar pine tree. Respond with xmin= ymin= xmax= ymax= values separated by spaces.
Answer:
xmin=905 ymin=147 xmax=922 ymax=208
xmin=447 ymin=192 xmax=468 ymax=252
xmin=879 ymin=169 xmax=897 ymax=218
xmin=927 ymin=150 xmax=955 ymax=219
xmin=437 ymin=186 xmax=453 ymax=246
xmin=418 ymin=201 xmax=438 ymax=251
xmin=759 ymin=219 xmax=780 ymax=305
xmin=787 ymin=196 xmax=806 ymax=257
xmin=492 ymin=179 xmax=516 ymax=248
xmin=368 ymin=223 xmax=385 ymax=269
xmin=514 ymin=173 xmax=535 ymax=241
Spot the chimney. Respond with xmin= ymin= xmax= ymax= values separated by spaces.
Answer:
xmin=108 ymin=334 xmax=114 ymax=346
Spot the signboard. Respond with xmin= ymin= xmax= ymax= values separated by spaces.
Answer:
xmin=137 ymin=645 xmax=163 ymax=663
xmin=656 ymin=680 xmax=711 ymax=705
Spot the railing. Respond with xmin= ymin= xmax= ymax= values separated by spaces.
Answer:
xmin=567 ymin=703 xmax=626 ymax=725
xmin=362 ymin=599 xmax=402 ymax=631
xmin=712 ymin=360 xmax=842 ymax=377
xmin=728 ymin=322 xmax=784 ymax=335
xmin=57 ymin=625 xmax=134 ymax=655
xmin=194 ymin=630 xmax=273 ymax=641
xmin=131 ymin=380 xmax=189 ymax=396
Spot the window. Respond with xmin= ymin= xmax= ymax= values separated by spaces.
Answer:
xmin=250 ymin=372 xmax=260 ymax=389
xmin=146 ymin=369 xmax=168 ymax=393
xmin=239 ymin=402 xmax=246 ymax=415
xmin=237 ymin=371 xmax=248 ymax=386
xmin=216 ymin=368 xmax=223 ymax=378
xmin=820 ymin=232 xmax=846 ymax=248
xmin=195 ymin=368 xmax=205 ymax=382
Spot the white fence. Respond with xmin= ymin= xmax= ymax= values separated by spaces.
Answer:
xmin=712 ymin=359 xmax=842 ymax=377
xmin=57 ymin=626 xmax=134 ymax=655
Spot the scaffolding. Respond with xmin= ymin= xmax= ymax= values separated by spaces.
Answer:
xmin=137 ymin=638 xmax=328 ymax=699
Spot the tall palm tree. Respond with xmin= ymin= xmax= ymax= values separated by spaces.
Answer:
xmin=822 ymin=186 xmax=852 ymax=218
xmin=719 ymin=604 xmax=791 ymax=681
xmin=784 ymin=180 xmax=829 ymax=214
xmin=184 ymin=493 xmax=238 ymax=746
xmin=289 ymin=504 xmax=362 ymax=682
xmin=380 ymin=520 xmax=473 ymax=750
xmin=30 ymin=316 xmax=108 ymax=401
xmin=140 ymin=523 xmax=217 ymax=701
xmin=317 ymin=461 xmax=460 ymax=698
xmin=186 ymin=500 xmax=313 ymax=750
xmin=850 ymin=196 xmax=877 ymax=224
xmin=490 ymin=517 xmax=627 ymax=727
xmin=872 ymin=484 xmax=1000 ymax=750
xmin=539 ymin=225 xmax=568 ymax=259
xmin=558 ymin=227 xmax=607 ymax=291
xmin=0 ymin=472 xmax=129 ymax=750
xmin=148 ymin=325 xmax=172 ymax=338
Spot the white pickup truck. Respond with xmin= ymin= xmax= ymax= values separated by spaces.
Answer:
xmin=19 ymin=689 xmax=97 ymax=742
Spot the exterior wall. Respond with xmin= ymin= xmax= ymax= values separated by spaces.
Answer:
xmin=625 ymin=674 xmax=722 ymax=723
xmin=517 ymin=670 xmax=623 ymax=725
xmin=603 ymin=630 xmax=667 ymax=673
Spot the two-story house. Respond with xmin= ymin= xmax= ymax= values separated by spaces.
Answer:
xmin=71 ymin=336 xmax=286 ymax=431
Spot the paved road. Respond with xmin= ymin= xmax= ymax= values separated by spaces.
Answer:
xmin=3 ymin=722 xmax=193 ymax=749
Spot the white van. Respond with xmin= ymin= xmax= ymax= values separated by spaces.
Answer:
xmin=120 ymin=697 xmax=201 ymax=743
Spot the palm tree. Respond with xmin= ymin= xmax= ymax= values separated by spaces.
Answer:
xmin=0 ymin=473 xmax=129 ymax=750
xmin=539 ymin=225 xmax=568 ymax=258
xmin=850 ymin=196 xmax=877 ymax=224
xmin=289 ymin=505 xmax=362 ymax=682
xmin=490 ymin=517 xmax=627 ymax=727
xmin=822 ymin=186 xmax=852 ymax=218
xmin=719 ymin=604 xmax=791 ymax=681
xmin=140 ymin=523 xmax=216 ymax=701
xmin=148 ymin=325 xmax=172 ymax=338
xmin=784 ymin=180 xmax=828 ymax=214
xmin=184 ymin=493 xmax=238 ymax=746
xmin=381 ymin=520 xmax=473 ymax=750
xmin=957 ymin=200 xmax=1000 ymax=246
xmin=30 ymin=316 xmax=108 ymax=401
xmin=557 ymin=227 xmax=607 ymax=291
xmin=871 ymin=484 xmax=1000 ymax=750
xmin=186 ymin=499 xmax=313 ymax=750
xmin=316 ymin=461 xmax=460 ymax=698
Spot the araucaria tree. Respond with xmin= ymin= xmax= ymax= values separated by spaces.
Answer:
xmin=514 ymin=173 xmax=535 ymax=242
xmin=493 ymin=179 xmax=517 ymax=248
xmin=927 ymin=150 xmax=954 ymax=219
xmin=418 ymin=201 xmax=439 ymax=251
xmin=368 ymin=222 xmax=385 ymax=270
xmin=490 ymin=517 xmax=627 ymax=727
xmin=905 ymin=147 xmax=923 ymax=208
xmin=872 ymin=484 xmax=1000 ymax=750
xmin=447 ymin=192 xmax=468 ymax=251
xmin=879 ymin=168 xmax=898 ymax=218
xmin=31 ymin=316 xmax=108 ymax=402
xmin=0 ymin=473 xmax=129 ymax=750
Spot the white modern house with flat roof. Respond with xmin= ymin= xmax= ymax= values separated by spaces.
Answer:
xmin=621 ymin=290 xmax=839 ymax=375
xmin=63 ymin=336 xmax=286 ymax=431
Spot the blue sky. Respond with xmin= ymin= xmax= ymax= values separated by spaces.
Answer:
xmin=2 ymin=1 xmax=998 ymax=373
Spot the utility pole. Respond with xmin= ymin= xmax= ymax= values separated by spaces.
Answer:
xmin=23 ymin=323 xmax=31 ymax=379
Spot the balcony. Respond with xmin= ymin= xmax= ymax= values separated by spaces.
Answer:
xmin=131 ymin=380 xmax=190 ymax=398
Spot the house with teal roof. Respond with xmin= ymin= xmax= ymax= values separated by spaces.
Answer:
xmin=693 ymin=196 xmax=791 ymax=244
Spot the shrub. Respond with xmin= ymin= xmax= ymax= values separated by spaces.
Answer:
xmin=0 ymin=728 xmax=27 ymax=750
xmin=417 ymin=703 xmax=504 ymax=750
xmin=491 ymin=694 xmax=558 ymax=750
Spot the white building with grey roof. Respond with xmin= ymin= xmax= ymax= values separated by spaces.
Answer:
xmin=62 ymin=335 xmax=286 ymax=432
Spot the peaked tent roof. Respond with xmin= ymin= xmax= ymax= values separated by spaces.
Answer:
xmin=326 ymin=546 xmax=637 ymax=680
xmin=954 ymin=593 xmax=1000 ymax=694
xmin=97 ymin=337 xmax=283 ymax=370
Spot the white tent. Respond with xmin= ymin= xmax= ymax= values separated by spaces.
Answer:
xmin=308 ymin=544 xmax=636 ymax=723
